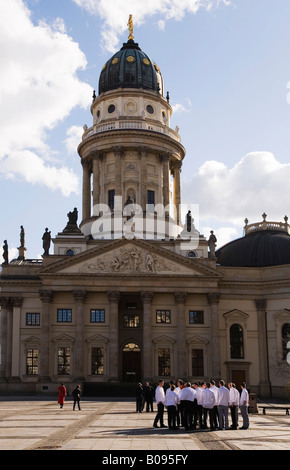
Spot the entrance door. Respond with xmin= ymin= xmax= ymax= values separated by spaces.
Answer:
xmin=122 ymin=343 xmax=141 ymax=382
xmin=231 ymin=370 xmax=245 ymax=391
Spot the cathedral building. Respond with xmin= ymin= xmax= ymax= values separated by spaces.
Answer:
xmin=0 ymin=22 xmax=289 ymax=398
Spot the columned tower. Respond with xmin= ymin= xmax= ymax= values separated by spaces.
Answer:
xmin=77 ymin=19 xmax=186 ymax=240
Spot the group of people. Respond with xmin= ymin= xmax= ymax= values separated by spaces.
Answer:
xmin=137 ymin=379 xmax=250 ymax=431
xmin=57 ymin=383 xmax=81 ymax=410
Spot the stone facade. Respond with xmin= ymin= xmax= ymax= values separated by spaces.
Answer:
xmin=0 ymin=30 xmax=289 ymax=398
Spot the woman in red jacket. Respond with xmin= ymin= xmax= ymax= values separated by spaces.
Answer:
xmin=57 ymin=383 xmax=67 ymax=409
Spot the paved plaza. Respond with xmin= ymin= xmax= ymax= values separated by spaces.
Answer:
xmin=0 ymin=397 xmax=289 ymax=452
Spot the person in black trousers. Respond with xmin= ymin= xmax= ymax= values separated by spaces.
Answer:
xmin=144 ymin=381 xmax=154 ymax=412
xmin=135 ymin=382 xmax=144 ymax=412
xmin=72 ymin=384 xmax=81 ymax=410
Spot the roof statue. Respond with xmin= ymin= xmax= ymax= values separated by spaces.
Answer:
xmin=127 ymin=14 xmax=134 ymax=41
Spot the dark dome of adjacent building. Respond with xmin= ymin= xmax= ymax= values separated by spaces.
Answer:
xmin=216 ymin=229 xmax=290 ymax=267
xmin=98 ymin=39 xmax=163 ymax=95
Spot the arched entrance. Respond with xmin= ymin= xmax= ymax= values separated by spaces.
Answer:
xmin=122 ymin=342 xmax=141 ymax=382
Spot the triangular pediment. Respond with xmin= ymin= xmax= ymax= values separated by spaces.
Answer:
xmin=40 ymin=238 xmax=220 ymax=279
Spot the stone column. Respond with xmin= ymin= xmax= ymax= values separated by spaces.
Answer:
xmin=174 ymin=292 xmax=187 ymax=378
xmin=73 ymin=289 xmax=87 ymax=380
xmin=107 ymin=291 xmax=120 ymax=381
xmin=255 ymin=299 xmax=271 ymax=397
xmin=207 ymin=292 xmax=221 ymax=380
xmin=39 ymin=290 xmax=54 ymax=381
xmin=0 ymin=297 xmax=12 ymax=382
xmin=92 ymin=151 xmax=101 ymax=207
xmin=172 ymin=160 xmax=182 ymax=225
xmin=161 ymin=153 xmax=170 ymax=210
xmin=82 ymin=159 xmax=92 ymax=222
xmin=11 ymin=297 xmax=23 ymax=381
xmin=141 ymin=292 xmax=154 ymax=380
xmin=139 ymin=147 xmax=148 ymax=211
xmin=113 ymin=147 xmax=123 ymax=198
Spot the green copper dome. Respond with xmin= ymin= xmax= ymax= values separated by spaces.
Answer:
xmin=98 ymin=40 xmax=163 ymax=95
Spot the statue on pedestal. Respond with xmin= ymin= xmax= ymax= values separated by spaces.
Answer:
xmin=208 ymin=230 xmax=217 ymax=259
xmin=2 ymin=240 xmax=8 ymax=264
xmin=62 ymin=208 xmax=82 ymax=234
xmin=42 ymin=228 xmax=51 ymax=256
xmin=18 ymin=226 xmax=27 ymax=260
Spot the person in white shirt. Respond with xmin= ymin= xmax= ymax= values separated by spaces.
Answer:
xmin=228 ymin=382 xmax=240 ymax=429
xmin=239 ymin=382 xmax=249 ymax=429
xmin=176 ymin=379 xmax=184 ymax=428
xmin=217 ymin=380 xmax=230 ymax=430
xmin=193 ymin=382 xmax=204 ymax=429
xmin=210 ymin=380 xmax=219 ymax=429
xmin=201 ymin=382 xmax=216 ymax=430
xmin=153 ymin=379 xmax=167 ymax=428
xmin=180 ymin=382 xmax=196 ymax=429
xmin=165 ymin=384 xmax=180 ymax=429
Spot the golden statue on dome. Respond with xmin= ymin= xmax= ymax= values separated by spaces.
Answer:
xmin=127 ymin=14 xmax=134 ymax=41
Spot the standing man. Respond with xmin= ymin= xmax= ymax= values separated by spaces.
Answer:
xmin=135 ymin=382 xmax=144 ymax=412
xmin=240 ymin=382 xmax=250 ymax=429
xmin=179 ymin=382 xmax=196 ymax=430
xmin=217 ymin=380 xmax=230 ymax=430
xmin=153 ymin=380 xmax=167 ymax=428
xmin=72 ymin=384 xmax=81 ymax=411
xmin=144 ymin=382 xmax=154 ymax=412
xmin=210 ymin=380 xmax=219 ymax=429
xmin=201 ymin=383 xmax=216 ymax=430
xmin=228 ymin=382 xmax=240 ymax=429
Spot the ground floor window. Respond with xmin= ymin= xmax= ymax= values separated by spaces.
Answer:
xmin=192 ymin=348 xmax=204 ymax=376
xmin=26 ymin=348 xmax=38 ymax=375
xmin=92 ymin=347 xmax=104 ymax=375
xmin=158 ymin=348 xmax=170 ymax=376
xmin=57 ymin=347 xmax=70 ymax=375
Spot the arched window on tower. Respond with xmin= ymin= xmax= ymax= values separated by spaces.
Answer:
xmin=282 ymin=323 xmax=290 ymax=360
xmin=230 ymin=323 xmax=244 ymax=359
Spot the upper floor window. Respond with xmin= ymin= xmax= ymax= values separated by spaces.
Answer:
xmin=90 ymin=309 xmax=105 ymax=323
xmin=156 ymin=310 xmax=171 ymax=324
xmin=26 ymin=313 xmax=40 ymax=326
xmin=57 ymin=309 xmax=72 ymax=323
xmin=230 ymin=323 xmax=244 ymax=359
xmin=123 ymin=314 xmax=140 ymax=328
xmin=147 ymin=190 xmax=155 ymax=207
xmin=189 ymin=310 xmax=204 ymax=324
xmin=57 ymin=347 xmax=70 ymax=375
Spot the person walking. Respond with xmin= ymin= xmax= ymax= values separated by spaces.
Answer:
xmin=217 ymin=380 xmax=230 ymax=430
xmin=165 ymin=384 xmax=180 ymax=429
xmin=201 ymin=382 xmax=216 ymax=430
xmin=153 ymin=380 xmax=167 ymax=428
xmin=240 ymin=382 xmax=250 ymax=429
xmin=72 ymin=384 xmax=81 ymax=410
xmin=228 ymin=382 xmax=240 ymax=429
xmin=144 ymin=382 xmax=154 ymax=412
xmin=57 ymin=383 xmax=67 ymax=409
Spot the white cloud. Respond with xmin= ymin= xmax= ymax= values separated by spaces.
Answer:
xmin=182 ymin=151 xmax=290 ymax=244
xmin=72 ymin=0 xmax=230 ymax=52
xmin=0 ymin=0 xmax=92 ymax=195
xmin=64 ymin=126 xmax=84 ymax=155
xmin=172 ymin=98 xmax=192 ymax=114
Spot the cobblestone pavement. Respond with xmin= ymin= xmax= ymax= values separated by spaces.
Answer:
xmin=0 ymin=397 xmax=289 ymax=452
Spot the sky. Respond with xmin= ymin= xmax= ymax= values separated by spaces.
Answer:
xmin=1 ymin=0 xmax=290 ymax=260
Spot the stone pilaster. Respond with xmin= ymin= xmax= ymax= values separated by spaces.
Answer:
xmin=171 ymin=160 xmax=182 ymax=225
xmin=255 ymin=299 xmax=271 ymax=397
xmin=82 ymin=158 xmax=92 ymax=222
xmin=92 ymin=151 xmax=101 ymax=207
xmin=73 ymin=289 xmax=87 ymax=380
xmin=160 ymin=152 xmax=170 ymax=210
xmin=174 ymin=292 xmax=187 ymax=378
xmin=207 ymin=292 xmax=221 ymax=379
xmin=141 ymin=291 xmax=154 ymax=380
xmin=39 ymin=290 xmax=54 ymax=381
xmin=113 ymin=147 xmax=124 ymax=198
xmin=139 ymin=147 xmax=148 ymax=211
xmin=0 ymin=297 xmax=12 ymax=382
xmin=107 ymin=291 xmax=120 ymax=381
xmin=10 ymin=297 xmax=23 ymax=381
